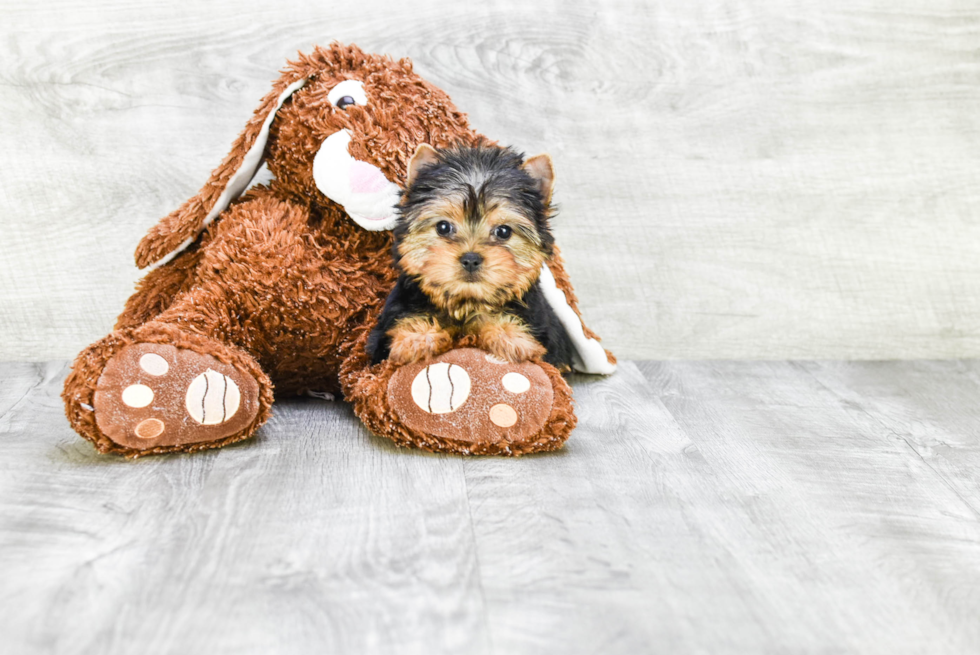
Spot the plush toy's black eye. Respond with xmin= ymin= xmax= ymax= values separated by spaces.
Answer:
xmin=328 ymin=80 xmax=367 ymax=109
xmin=436 ymin=221 xmax=454 ymax=237
xmin=493 ymin=225 xmax=512 ymax=240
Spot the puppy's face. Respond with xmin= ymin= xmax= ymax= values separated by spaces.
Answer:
xmin=394 ymin=146 xmax=556 ymax=318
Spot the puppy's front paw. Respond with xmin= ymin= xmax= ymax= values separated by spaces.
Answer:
xmin=388 ymin=317 xmax=453 ymax=364
xmin=477 ymin=317 xmax=546 ymax=363
xmin=485 ymin=334 xmax=546 ymax=364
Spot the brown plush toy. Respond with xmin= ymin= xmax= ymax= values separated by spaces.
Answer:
xmin=62 ymin=43 xmax=616 ymax=458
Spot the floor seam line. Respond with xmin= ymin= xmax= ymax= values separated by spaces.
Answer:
xmin=460 ymin=459 xmax=495 ymax=655
xmin=794 ymin=362 xmax=980 ymax=523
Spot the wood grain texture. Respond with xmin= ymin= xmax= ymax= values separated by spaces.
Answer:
xmin=0 ymin=363 xmax=489 ymax=654
xmin=638 ymin=359 xmax=980 ymax=653
xmin=2 ymin=0 xmax=980 ymax=361
xmin=2 ymin=359 xmax=980 ymax=653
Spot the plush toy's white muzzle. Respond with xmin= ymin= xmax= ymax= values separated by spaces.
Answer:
xmin=312 ymin=130 xmax=401 ymax=231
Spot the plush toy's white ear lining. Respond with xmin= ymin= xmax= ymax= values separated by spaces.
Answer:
xmin=150 ymin=78 xmax=308 ymax=269
xmin=539 ymin=263 xmax=617 ymax=375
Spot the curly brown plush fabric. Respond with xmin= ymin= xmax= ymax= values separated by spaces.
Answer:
xmin=62 ymin=43 xmax=612 ymax=458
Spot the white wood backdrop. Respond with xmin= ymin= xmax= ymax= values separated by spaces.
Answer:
xmin=2 ymin=0 xmax=980 ymax=361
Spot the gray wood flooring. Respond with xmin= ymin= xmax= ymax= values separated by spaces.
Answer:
xmin=2 ymin=361 xmax=979 ymax=654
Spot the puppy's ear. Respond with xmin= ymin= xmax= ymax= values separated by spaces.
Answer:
xmin=134 ymin=76 xmax=307 ymax=269
xmin=406 ymin=144 xmax=439 ymax=188
xmin=522 ymin=154 xmax=555 ymax=204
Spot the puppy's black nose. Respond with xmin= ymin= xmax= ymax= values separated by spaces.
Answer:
xmin=460 ymin=252 xmax=483 ymax=273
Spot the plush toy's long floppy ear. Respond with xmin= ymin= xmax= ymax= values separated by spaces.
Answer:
xmin=134 ymin=77 xmax=307 ymax=269
xmin=523 ymin=153 xmax=616 ymax=375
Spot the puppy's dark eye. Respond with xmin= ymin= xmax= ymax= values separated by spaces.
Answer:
xmin=335 ymin=95 xmax=356 ymax=109
xmin=493 ymin=225 xmax=512 ymax=240
xmin=436 ymin=221 xmax=454 ymax=237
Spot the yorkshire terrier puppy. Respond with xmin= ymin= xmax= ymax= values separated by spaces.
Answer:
xmin=367 ymin=144 xmax=575 ymax=369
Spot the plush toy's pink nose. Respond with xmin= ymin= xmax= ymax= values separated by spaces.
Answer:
xmin=349 ymin=161 xmax=390 ymax=194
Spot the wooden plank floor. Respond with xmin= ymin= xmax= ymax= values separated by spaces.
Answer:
xmin=2 ymin=360 xmax=979 ymax=654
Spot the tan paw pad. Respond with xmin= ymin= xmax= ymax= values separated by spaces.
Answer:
xmin=489 ymin=403 xmax=518 ymax=428
xmin=134 ymin=418 xmax=165 ymax=439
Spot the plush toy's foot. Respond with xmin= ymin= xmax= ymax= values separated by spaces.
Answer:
xmin=346 ymin=347 xmax=577 ymax=456
xmin=64 ymin=326 xmax=273 ymax=457
xmin=93 ymin=343 xmax=262 ymax=451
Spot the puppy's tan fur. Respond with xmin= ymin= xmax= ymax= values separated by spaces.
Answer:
xmin=388 ymin=147 xmax=555 ymax=364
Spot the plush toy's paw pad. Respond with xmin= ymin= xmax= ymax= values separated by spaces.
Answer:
xmin=387 ymin=348 xmax=554 ymax=450
xmin=93 ymin=343 xmax=260 ymax=450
